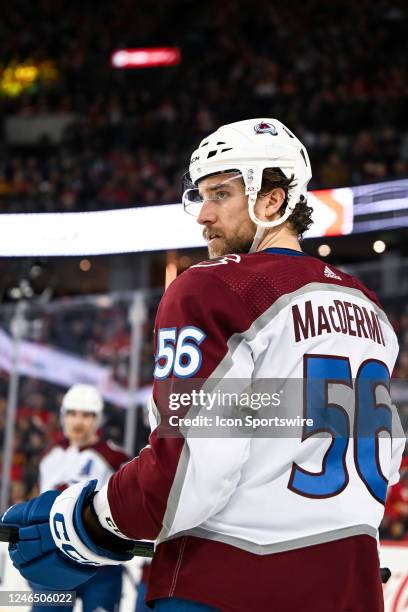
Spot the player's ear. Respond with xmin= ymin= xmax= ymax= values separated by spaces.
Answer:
xmin=263 ymin=187 xmax=285 ymax=220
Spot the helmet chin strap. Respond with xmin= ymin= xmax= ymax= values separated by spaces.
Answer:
xmin=246 ymin=191 xmax=299 ymax=254
xmin=249 ymin=224 xmax=266 ymax=254
xmin=248 ymin=193 xmax=265 ymax=253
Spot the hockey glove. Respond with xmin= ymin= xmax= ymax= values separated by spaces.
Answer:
xmin=1 ymin=479 xmax=133 ymax=590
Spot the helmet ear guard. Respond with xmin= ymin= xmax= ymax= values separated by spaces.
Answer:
xmin=185 ymin=118 xmax=312 ymax=252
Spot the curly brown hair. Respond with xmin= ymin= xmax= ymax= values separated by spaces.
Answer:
xmin=259 ymin=168 xmax=313 ymax=238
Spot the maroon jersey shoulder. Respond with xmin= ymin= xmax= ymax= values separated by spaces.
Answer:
xmin=156 ymin=258 xmax=254 ymax=340
xmin=180 ymin=251 xmax=383 ymax=320
xmin=91 ymin=440 xmax=130 ymax=470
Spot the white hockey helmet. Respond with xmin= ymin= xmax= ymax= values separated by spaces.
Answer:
xmin=61 ymin=384 xmax=103 ymax=425
xmin=183 ymin=118 xmax=312 ymax=252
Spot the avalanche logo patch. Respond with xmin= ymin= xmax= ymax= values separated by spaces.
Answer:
xmin=191 ymin=254 xmax=241 ymax=268
xmin=254 ymin=122 xmax=278 ymax=136
xmin=79 ymin=459 xmax=93 ymax=476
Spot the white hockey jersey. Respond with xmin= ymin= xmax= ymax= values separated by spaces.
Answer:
xmin=94 ymin=247 xmax=405 ymax=610
xmin=40 ymin=438 xmax=129 ymax=493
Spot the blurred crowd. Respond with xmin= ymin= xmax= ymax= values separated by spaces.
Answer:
xmin=0 ymin=293 xmax=160 ymax=504
xmin=0 ymin=292 xmax=406 ymax=538
xmin=0 ymin=0 xmax=407 ymax=212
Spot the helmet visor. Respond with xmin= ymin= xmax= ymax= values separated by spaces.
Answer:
xmin=182 ymin=172 xmax=244 ymax=217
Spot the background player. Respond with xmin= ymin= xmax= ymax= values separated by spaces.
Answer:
xmin=32 ymin=383 xmax=130 ymax=612
xmin=2 ymin=119 xmax=405 ymax=612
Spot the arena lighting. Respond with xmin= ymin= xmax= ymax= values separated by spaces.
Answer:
xmin=318 ymin=244 xmax=331 ymax=257
xmin=0 ymin=178 xmax=407 ymax=257
xmin=79 ymin=259 xmax=91 ymax=272
xmin=111 ymin=48 xmax=181 ymax=69
xmin=373 ymin=240 xmax=386 ymax=254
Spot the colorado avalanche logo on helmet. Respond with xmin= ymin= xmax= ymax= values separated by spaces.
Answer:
xmin=254 ymin=121 xmax=278 ymax=135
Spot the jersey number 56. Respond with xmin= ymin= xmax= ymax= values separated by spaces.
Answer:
xmin=154 ymin=327 xmax=206 ymax=380
xmin=288 ymin=354 xmax=392 ymax=504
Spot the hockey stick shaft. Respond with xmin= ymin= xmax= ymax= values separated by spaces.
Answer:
xmin=0 ymin=525 xmax=19 ymax=543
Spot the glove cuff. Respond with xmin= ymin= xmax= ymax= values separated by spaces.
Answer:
xmin=93 ymin=483 xmax=129 ymax=538
xmin=50 ymin=480 xmax=132 ymax=566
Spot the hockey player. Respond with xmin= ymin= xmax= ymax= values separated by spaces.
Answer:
xmin=31 ymin=384 xmax=130 ymax=612
xmin=2 ymin=119 xmax=405 ymax=612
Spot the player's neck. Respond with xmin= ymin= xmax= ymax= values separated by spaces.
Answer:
xmin=70 ymin=433 xmax=99 ymax=449
xmin=256 ymin=226 xmax=302 ymax=253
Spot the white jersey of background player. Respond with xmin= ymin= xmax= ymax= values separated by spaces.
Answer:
xmin=34 ymin=384 xmax=129 ymax=612
xmin=39 ymin=384 xmax=128 ymax=493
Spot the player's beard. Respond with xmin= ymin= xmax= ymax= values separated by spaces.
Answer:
xmin=204 ymin=224 xmax=256 ymax=258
